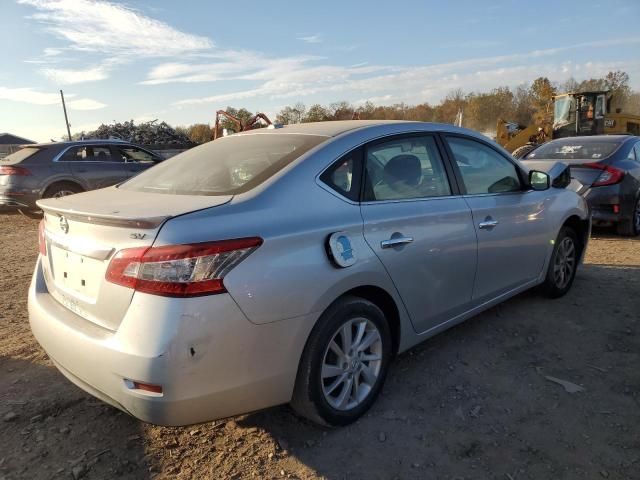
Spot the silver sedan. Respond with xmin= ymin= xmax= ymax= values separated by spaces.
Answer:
xmin=29 ymin=121 xmax=590 ymax=426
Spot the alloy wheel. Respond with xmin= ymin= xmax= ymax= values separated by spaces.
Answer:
xmin=321 ymin=317 xmax=383 ymax=411
xmin=53 ymin=190 xmax=75 ymax=198
xmin=553 ymin=236 xmax=576 ymax=289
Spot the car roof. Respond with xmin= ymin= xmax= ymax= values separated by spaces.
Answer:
xmin=235 ymin=120 xmax=416 ymax=138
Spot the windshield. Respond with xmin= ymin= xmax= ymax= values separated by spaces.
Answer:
xmin=120 ymin=133 xmax=327 ymax=196
xmin=1 ymin=146 xmax=41 ymax=162
xmin=526 ymin=141 xmax=619 ymax=160
xmin=553 ymin=96 xmax=575 ymax=129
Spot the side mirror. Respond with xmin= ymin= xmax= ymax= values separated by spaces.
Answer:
xmin=529 ymin=170 xmax=550 ymax=191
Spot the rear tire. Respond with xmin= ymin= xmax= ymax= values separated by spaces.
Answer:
xmin=542 ymin=227 xmax=579 ymax=298
xmin=19 ymin=182 xmax=83 ymax=219
xmin=43 ymin=182 xmax=83 ymax=199
xmin=291 ymin=296 xmax=392 ymax=427
xmin=615 ymin=195 xmax=640 ymax=237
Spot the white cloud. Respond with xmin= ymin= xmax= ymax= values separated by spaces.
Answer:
xmin=171 ymin=38 xmax=640 ymax=107
xmin=16 ymin=0 xmax=640 ymax=115
xmin=40 ymin=64 xmax=110 ymax=85
xmin=0 ymin=87 xmax=61 ymax=105
xmin=141 ymin=56 xmax=258 ymax=85
xmin=19 ymin=0 xmax=213 ymax=57
xmin=297 ymin=35 xmax=322 ymax=44
xmin=141 ymin=54 xmax=321 ymax=85
xmin=0 ymin=86 xmax=106 ymax=110
xmin=65 ymin=98 xmax=107 ymax=110
xmin=43 ymin=48 xmax=63 ymax=56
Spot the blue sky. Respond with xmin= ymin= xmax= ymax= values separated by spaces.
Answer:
xmin=1 ymin=0 xmax=639 ymax=142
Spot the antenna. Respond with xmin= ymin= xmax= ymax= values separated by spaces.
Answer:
xmin=60 ymin=89 xmax=72 ymax=141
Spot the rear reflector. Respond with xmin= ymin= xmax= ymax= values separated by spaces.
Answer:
xmin=130 ymin=381 xmax=163 ymax=394
xmin=0 ymin=166 xmax=31 ymax=176
xmin=584 ymin=162 xmax=625 ymax=187
xmin=38 ymin=220 xmax=47 ymax=256
xmin=105 ymin=237 xmax=263 ymax=297
xmin=613 ymin=204 xmax=620 ymax=214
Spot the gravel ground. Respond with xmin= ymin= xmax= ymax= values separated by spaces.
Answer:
xmin=0 ymin=211 xmax=639 ymax=480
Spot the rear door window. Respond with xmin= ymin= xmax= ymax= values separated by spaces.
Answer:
xmin=364 ymin=135 xmax=451 ymax=201
xmin=61 ymin=146 xmax=120 ymax=162
xmin=92 ymin=146 xmax=115 ymax=162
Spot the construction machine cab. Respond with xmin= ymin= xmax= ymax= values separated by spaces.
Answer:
xmin=553 ymin=91 xmax=608 ymax=139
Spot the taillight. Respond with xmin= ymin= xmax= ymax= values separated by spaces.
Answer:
xmin=584 ymin=163 xmax=625 ymax=187
xmin=0 ymin=166 xmax=31 ymax=176
xmin=105 ymin=238 xmax=262 ymax=297
xmin=38 ymin=220 xmax=47 ymax=256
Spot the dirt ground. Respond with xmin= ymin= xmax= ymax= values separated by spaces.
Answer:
xmin=0 ymin=211 xmax=638 ymax=480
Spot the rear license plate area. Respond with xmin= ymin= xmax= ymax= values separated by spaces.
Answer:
xmin=50 ymin=246 xmax=101 ymax=299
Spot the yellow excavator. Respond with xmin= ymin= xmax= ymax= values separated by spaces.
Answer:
xmin=497 ymin=91 xmax=640 ymax=157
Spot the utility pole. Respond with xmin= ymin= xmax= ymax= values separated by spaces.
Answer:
xmin=60 ymin=89 xmax=72 ymax=141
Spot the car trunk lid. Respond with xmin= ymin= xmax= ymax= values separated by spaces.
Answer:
xmin=522 ymin=158 xmax=611 ymax=194
xmin=37 ymin=187 xmax=232 ymax=331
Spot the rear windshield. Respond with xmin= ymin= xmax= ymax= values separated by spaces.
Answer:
xmin=526 ymin=141 xmax=619 ymax=160
xmin=120 ymin=133 xmax=327 ymax=196
xmin=1 ymin=147 xmax=41 ymax=163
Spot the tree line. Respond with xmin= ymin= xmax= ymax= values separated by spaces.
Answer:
xmin=177 ymin=70 xmax=640 ymax=144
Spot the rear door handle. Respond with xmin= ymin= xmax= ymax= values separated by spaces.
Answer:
xmin=381 ymin=236 xmax=414 ymax=248
xmin=478 ymin=219 xmax=499 ymax=229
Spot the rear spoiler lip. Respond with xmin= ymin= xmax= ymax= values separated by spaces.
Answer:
xmin=37 ymin=201 xmax=169 ymax=229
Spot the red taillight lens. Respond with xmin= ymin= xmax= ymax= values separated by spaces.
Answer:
xmin=105 ymin=238 xmax=263 ymax=297
xmin=584 ymin=163 xmax=625 ymax=187
xmin=0 ymin=166 xmax=31 ymax=176
xmin=38 ymin=220 xmax=47 ymax=256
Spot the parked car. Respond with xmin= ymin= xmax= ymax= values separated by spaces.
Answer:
xmin=522 ymin=135 xmax=640 ymax=236
xmin=0 ymin=139 xmax=163 ymax=212
xmin=29 ymin=121 xmax=590 ymax=427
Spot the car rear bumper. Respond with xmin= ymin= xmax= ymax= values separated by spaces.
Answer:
xmin=0 ymin=193 xmax=38 ymax=209
xmin=582 ymin=185 xmax=625 ymax=225
xmin=28 ymin=257 xmax=315 ymax=426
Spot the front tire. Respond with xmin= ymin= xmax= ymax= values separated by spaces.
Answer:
xmin=291 ymin=296 xmax=392 ymax=426
xmin=542 ymin=227 xmax=579 ymax=298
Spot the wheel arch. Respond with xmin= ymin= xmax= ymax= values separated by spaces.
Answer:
xmin=41 ymin=178 xmax=85 ymax=198
xmin=561 ymin=214 xmax=590 ymax=260
xmin=326 ymin=285 xmax=401 ymax=357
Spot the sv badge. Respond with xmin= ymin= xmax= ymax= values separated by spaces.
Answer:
xmin=129 ymin=233 xmax=147 ymax=240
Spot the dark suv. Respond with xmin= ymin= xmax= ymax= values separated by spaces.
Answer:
xmin=0 ymin=140 xmax=163 ymax=211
